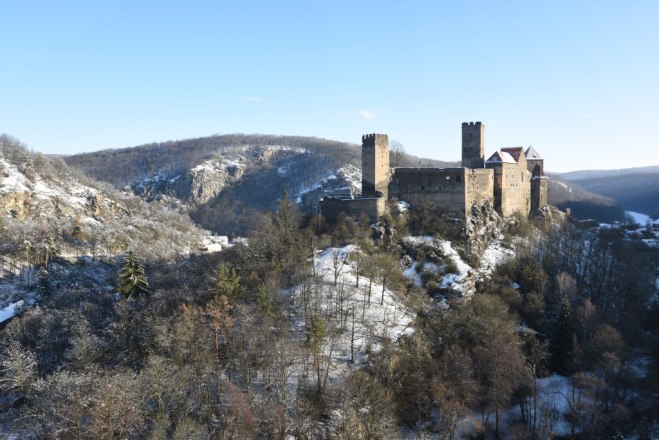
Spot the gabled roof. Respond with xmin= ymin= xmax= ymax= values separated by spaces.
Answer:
xmin=500 ymin=147 xmax=524 ymax=161
xmin=486 ymin=151 xmax=517 ymax=164
xmin=525 ymin=146 xmax=543 ymax=160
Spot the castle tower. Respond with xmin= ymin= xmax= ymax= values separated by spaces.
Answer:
xmin=530 ymin=164 xmax=548 ymax=213
xmin=525 ymin=146 xmax=544 ymax=174
xmin=361 ymin=134 xmax=390 ymax=198
xmin=462 ymin=122 xmax=485 ymax=169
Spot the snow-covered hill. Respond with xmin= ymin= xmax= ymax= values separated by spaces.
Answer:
xmin=1 ymin=138 xmax=209 ymax=262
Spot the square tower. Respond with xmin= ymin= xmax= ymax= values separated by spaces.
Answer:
xmin=462 ymin=122 xmax=485 ymax=169
xmin=361 ymin=134 xmax=390 ymax=198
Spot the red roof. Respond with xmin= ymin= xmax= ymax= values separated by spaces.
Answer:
xmin=500 ymin=147 xmax=524 ymax=162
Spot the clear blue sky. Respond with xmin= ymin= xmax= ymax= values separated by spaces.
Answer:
xmin=1 ymin=1 xmax=658 ymax=172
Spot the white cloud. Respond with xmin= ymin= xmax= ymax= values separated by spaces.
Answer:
xmin=338 ymin=109 xmax=380 ymax=120
xmin=358 ymin=110 xmax=379 ymax=121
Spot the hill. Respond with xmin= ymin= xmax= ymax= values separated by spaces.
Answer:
xmin=558 ymin=165 xmax=659 ymax=180
xmin=64 ymin=134 xmax=459 ymax=235
xmin=1 ymin=134 xmax=208 ymax=262
xmin=546 ymin=174 xmax=626 ymax=222
xmin=564 ymin=172 xmax=659 ymax=217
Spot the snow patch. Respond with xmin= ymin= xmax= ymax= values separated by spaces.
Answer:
xmin=199 ymin=235 xmax=230 ymax=253
xmin=477 ymin=239 xmax=515 ymax=277
xmin=0 ymin=300 xmax=24 ymax=324
xmin=437 ymin=240 xmax=471 ymax=291
xmin=626 ymin=210 xmax=651 ymax=226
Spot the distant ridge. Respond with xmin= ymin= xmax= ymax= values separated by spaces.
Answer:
xmin=546 ymin=164 xmax=659 ymax=217
xmin=556 ymin=165 xmax=659 ymax=181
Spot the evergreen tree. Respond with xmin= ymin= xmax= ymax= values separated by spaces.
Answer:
xmin=118 ymin=252 xmax=149 ymax=300
xmin=208 ymin=264 xmax=245 ymax=303
xmin=35 ymin=266 xmax=51 ymax=296
xmin=551 ymin=296 xmax=576 ymax=374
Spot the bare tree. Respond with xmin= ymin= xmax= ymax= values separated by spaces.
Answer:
xmin=390 ymin=140 xmax=406 ymax=168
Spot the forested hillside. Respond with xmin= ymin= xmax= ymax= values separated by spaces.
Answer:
xmin=569 ymin=172 xmax=659 ymax=218
xmin=1 ymin=176 xmax=657 ymax=438
xmin=63 ymin=134 xmax=359 ymax=189
xmin=547 ymin=176 xmax=627 ymax=223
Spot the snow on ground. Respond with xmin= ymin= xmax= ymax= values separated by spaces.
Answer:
xmin=437 ymin=240 xmax=471 ymax=291
xmin=199 ymin=235 xmax=230 ymax=253
xmin=191 ymin=157 xmax=244 ymax=174
xmin=403 ymin=263 xmax=422 ymax=287
xmin=0 ymin=300 xmax=24 ymax=324
xmin=402 ymin=236 xmax=513 ymax=295
xmin=502 ymin=374 xmax=575 ymax=437
xmin=402 ymin=235 xmax=434 ymax=246
xmin=0 ymin=159 xmax=30 ymax=193
xmin=336 ymin=165 xmax=361 ymax=194
xmin=626 ymin=211 xmax=651 ymax=226
xmin=477 ymin=239 xmax=515 ymax=277
xmin=290 ymin=245 xmax=415 ymax=382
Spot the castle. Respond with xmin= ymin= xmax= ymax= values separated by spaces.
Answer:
xmin=320 ymin=122 xmax=548 ymax=222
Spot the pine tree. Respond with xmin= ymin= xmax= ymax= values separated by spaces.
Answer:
xmin=551 ymin=296 xmax=576 ymax=374
xmin=35 ymin=266 xmax=51 ymax=296
xmin=118 ymin=252 xmax=149 ymax=300
xmin=208 ymin=264 xmax=244 ymax=303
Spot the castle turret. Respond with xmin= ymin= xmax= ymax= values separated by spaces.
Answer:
xmin=462 ymin=121 xmax=485 ymax=169
xmin=525 ymin=146 xmax=544 ymax=174
xmin=530 ymin=164 xmax=548 ymax=213
xmin=361 ymin=134 xmax=390 ymax=198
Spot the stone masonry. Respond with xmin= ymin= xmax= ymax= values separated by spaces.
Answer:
xmin=320 ymin=122 xmax=548 ymax=222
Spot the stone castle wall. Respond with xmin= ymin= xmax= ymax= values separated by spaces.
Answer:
xmin=392 ymin=167 xmax=469 ymax=215
xmin=465 ymin=168 xmax=495 ymax=210
xmin=320 ymin=196 xmax=386 ymax=223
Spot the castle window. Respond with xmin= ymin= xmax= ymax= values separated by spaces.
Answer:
xmin=445 ymin=176 xmax=451 ymax=181
xmin=456 ymin=175 xmax=462 ymax=182
xmin=420 ymin=185 xmax=425 ymax=191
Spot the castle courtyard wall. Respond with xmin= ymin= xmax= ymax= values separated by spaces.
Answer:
xmin=319 ymin=196 xmax=385 ymax=223
xmin=391 ymin=168 xmax=468 ymax=215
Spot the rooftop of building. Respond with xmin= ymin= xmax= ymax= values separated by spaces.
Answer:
xmin=525 ymin=146 xmax=543 ymax=160
xmin=485 ymin=151 xmax=517 ymax=164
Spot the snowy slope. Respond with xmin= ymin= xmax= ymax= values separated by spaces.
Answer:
xmin=290 ymin=245 xmax=414 ymax=384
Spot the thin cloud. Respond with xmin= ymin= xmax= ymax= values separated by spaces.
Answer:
xmin=358 ymin=110 xmax=379 ymax=121
xmin=338 ymin=109 xmax=380 ymax=120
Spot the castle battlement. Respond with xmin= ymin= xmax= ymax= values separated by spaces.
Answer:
xmin=362 ymin=133 xmax=389 ymax=144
